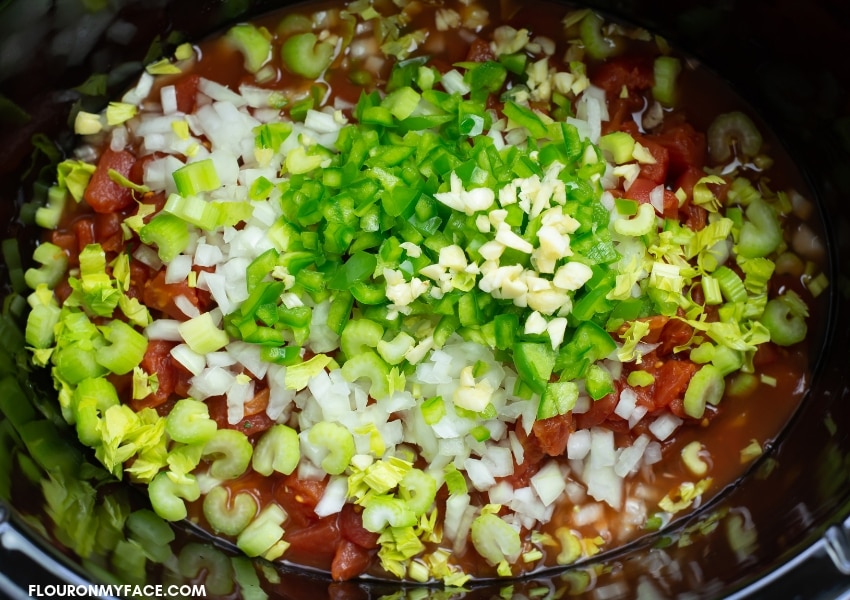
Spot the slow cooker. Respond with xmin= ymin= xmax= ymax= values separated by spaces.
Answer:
xmin=1 ymin=0 xmax=849 ymax=598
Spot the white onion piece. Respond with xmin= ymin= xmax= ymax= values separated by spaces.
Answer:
xmin=615 ymin=388 xmax=638 ymax=420
xmin=629 ymin=405 xmax=648 ymax=429
xmin=443 ymin=493 xmax=471 ymax=542
xmin=649 ymin=184 xmax=665 ymax=214
xmin=567 ymin=429 xmax=592 ymax=460
xmin=313 ymin=476 xmax=348 ymax=517
xmin=488 ymin=481 xmax=515 ymax=505
xmin=643 ymin=441 xmax=663 ymax=465
xmin=133 ymin=244 xmax=162 ymax=270
xmin=165 ymin=254 xmax=193 ymax=284
xmin=190 ymin=366 xmax=235 ymax=399
xmin=531 ymin=461 xmax=567 ymax=506
xmin=572 ymin=502 xmax=604 ymax=527
xmin=649 ymin=413 xmax=683 ymax=441
xmin=227 ymin=379 xmax=254 ymax=425
xmin=145 ymin=319 xmax=182 ymax=341
xmin=160 ymin=85 xmax=178 ymax=115
xmin=614 ymin=434 xmax=650 ymax=477
xmin=464 ymin=458 xmax=496 ymax=491
xmin=198 ymin=78 xmax=247 ymax=106
xmin=170 ymin=343 xmax=206 ymax=376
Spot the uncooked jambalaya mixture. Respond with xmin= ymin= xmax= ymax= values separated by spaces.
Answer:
xmin=21 ymin=0 xmax=829 ymax=585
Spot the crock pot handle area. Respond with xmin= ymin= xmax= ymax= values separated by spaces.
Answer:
xmin=0 ymin=507 xmax=115 ymax=600
xmin=726 ymin=521 xmax=850 ymax=599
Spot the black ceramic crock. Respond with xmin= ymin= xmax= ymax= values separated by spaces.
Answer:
xmin=1 ymin=1 xmax=849 ymax=598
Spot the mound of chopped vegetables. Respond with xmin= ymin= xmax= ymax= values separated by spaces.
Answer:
xmin=21 ymin=0 xmax=828 ymax=585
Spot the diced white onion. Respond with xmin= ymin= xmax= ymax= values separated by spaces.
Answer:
xmin=567 ymin=429 xmax=591 ymax=460
xmin=165 ymin=254 xmax=193 ymax=284
xmin=170 ymin=343 xmax=206 ymax=376
xmin=648 ymin=413 xmax=683 ymax=441
xmin=614 ymin=387 xmax=638 ymax=420
xmin=160 ymin=85 xmax=178 ymax=115
xmin=614 ymin=434 xmax=650 ymax=477
xmin=531 ymin=461 xmax=567 ymax=506
xmin=313 ymin=476 xmax=349 ymax=517
xmin=145 ymin=319 xmax=182 ymax=341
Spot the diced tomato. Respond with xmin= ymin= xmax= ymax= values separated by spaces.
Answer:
xmin=286 ymin=515 xmax=340 ymax=555
xmin=634 ymin=138 xmax=669 ymax=184
xmin=272 ymin=473 xmax=329 ymax=527
xmin=682 ymin=203 xmax=708 ymax=231
xmin=93 ymin=211 xmax=125 ymax=253
xmin=591 ymin=55 xmax=654 ymax=95
xmin=142 ymin=270 xmax=202 ymax=320
xmin=574 ymin=391 xmax=619 ymax=430
xmin=128 ymin=152 xmax=166 ymax=186
xmin=647 ymin=120 xmax=706 ymax=180
xmin=603 ymin=95 xmax=645 ymax=135
xmin=83 ymin=148 xmax=137 ymax=214
xmin=753 ymin=341 xmax=780 ymax=367
xmin=54 ymin=279 xmax=73 ymax=304
xmin=331 ymin=539 xmax=373 ymax=581
xmin=624 ymin=177 xmax=678 ymax=217
xmin=338 ymin=503 xmax=380 ymax=549
xmin=50 ymin=229 xmax=78 ymax=267
xmin=72 ymin=216 xmax=95 ymax=251
xmin=243 ymin=387 xmax=270 ymax=417
xmin=466 ymin=38 xmax=495 ymax=62
xmin=652 ymin=359 xmax=697 ymax=409
xmin=674 ymin=165 xmax=705 ymax=202
xmin=134 ymin=339 xmax=177 ymax=408
xmin=656 ymin=318 xmax=695 ymax=356
xmin=532 ymin=413 xmax=573 ymax=456
xmin=173 ymin=74 xmax=201 ymax=114
xmin=206 ymin=395 xmax=275 ymax=435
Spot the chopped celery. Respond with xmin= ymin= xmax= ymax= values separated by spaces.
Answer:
xmin=614 ymin=203 xmax=656 ymax=237
xmin=24 ymin=242 xmax=68 ymax=290
xmin=148 ymin=471 xmax=200 ymax=521
xmin=579 ymin=12 xmax=622 ymax=60
xmin=598 ymin=131 xmax=635 ymax=164
xmin=236 ymin=503 xmax=288 ymax=559
xmin=72 ymin=377 xmax=119 ymax=447
xmin=178 ymin=312 xmax=230 ymax=354
xmin=203 ymin=485 xmax=258 ymax=537
xmin=226 ymin=23 xmax=272 ymax=74
xmin=34 ymin=186 xmax=68 ymax=230
xmin=202 ymin=429 xmax=254 ymax=480
xmin=252 ymin=424 xmax=300 ymax=476
xmin=760 ymin=292 xmax=808 ymax=346
xmin=398 ymin=468 xmax=437 ymax=516
xmin=281 ymin=32 xmax=334 ymax=79
xmin=361 ymin=494 xmax=417 ymax=532
xmin=307 ymin=421 xmax=355 ymax=475
xmin=172 ymin=159 xmax=222 ymax=197
xmin=139 ymin=213 xmax=190 ymax=263
xmin=165 ymin=399 xmax=218 ymax=445
xmin=470 ymin=512 xmax=522 ymax=565
xmin=737 ymin=199 xmax=781 ymax=258
xmin=95 ymin=319 xmax=148 ymax=375
xmin=125 ymin=508 xmax=174 ymax=563
xmin=683 ymin=364 xmax=725 ymax=419
xmin=340 ymin=350 xmax=391 ymax=400
xmin=652 ymin=56 xmax=681 ymax=107
xmin=708 ymin=111 xmax=763 ymax=163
